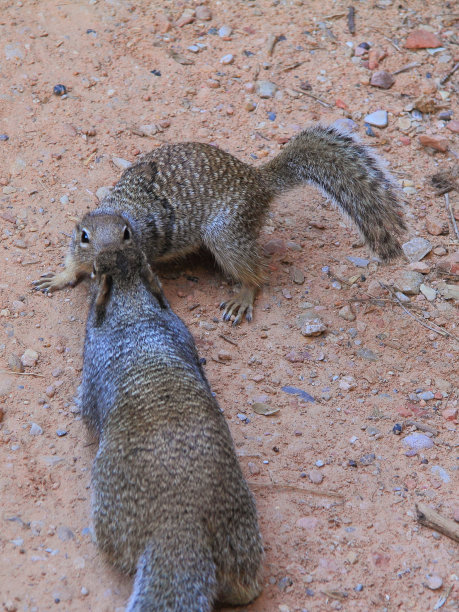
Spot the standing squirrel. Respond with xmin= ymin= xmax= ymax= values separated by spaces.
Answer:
xmin=35 ymin=124 xmax=406 ymax=324
xmin=79 ymin=244 xmax=263 ymax=611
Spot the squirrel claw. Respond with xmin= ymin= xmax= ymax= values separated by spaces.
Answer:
xmin=220 ymin=296 xmax=253 ymax=325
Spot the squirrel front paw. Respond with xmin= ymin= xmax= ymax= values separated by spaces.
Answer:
xmin=32 ymin=271 xmax=75 ymax=293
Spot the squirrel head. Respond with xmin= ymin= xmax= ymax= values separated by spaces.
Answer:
xmin=74 ymin=213 xmax=134 ymax=259
xmin=92 ymin=246 xmax=168 ymax=321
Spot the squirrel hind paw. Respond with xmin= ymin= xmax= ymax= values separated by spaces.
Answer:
xmin=220 ymin=296 xmax=253 ymax=326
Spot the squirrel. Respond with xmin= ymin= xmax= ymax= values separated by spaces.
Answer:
xmin=78 ymin=244 xmax=263 ymax=611
xmin=34 ymin=124 xmax=406 ymax=324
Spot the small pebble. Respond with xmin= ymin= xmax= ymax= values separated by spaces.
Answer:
xmin=402 ymin=237 xmax=432 ymax=262
xmin=347 ymin=256 xmax=370 ymax=267
xmin=393 ymin=423 xmax=402 ymax=435
xmin=218 ymin=25 xmax=232 ymax=37
xmin=30 ymin=422 xmax=43 ymax=436
xmin=430 ymin=465 xmax=450 ymax=483
xmin=417 ymin=390 xmax=434 ymax=401
xmin=220 ymin=54 xmax=234 ymax=65
xmin=402 ymin=433 xmax=434 ymax=452
xmin=419 ymin=284 xmax=436 ymax=301
xmin=394 ymin=270 xmax=424 ymax=295
xmin=0 ymin=134 xmax=9 ymax=141
xmin=404 ymin=29 xmax=442 ymax=50
xmin=370 ymin=71 xmax=394 ymax=89
xmin=309 ymin=469 xmax=324 ymax=484
xmin=57 ymin=525 xmax=74 ymax=541
xmin=21 ymin=348 xmax=39 ymax=367
xmin=364 ymin=110 xmax=388 ymax=128
xmin=256 ymin=80 xmax=278 ymax=98
xmin=56 ymin=429 xmax=68 ymax=437
xmin=338 ymin=305 xmax=356 ymax=321
xmin=112 ymin=157 xmax=131 ymax=170
xmin=301 ymin=318 xmax=326 ymax=337
xmin=59 ymin=195 xmax=69 ymax=205
xmin=419 ymin=134 xmax=449 ymax=152
xmin=360 ymin=453 xmax=376 ymax=466
xmin=425 ymin=574 xmax=443 ymax=590
xmin=53 ymin=84 xmax=67 ymax=96
xmin=195 ymin=5 xmax=212 ymax=21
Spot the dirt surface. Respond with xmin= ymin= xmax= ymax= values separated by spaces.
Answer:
xmin=1 ymin=1 xmax=458 ymax=611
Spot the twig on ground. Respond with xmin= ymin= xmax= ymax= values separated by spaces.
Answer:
xmin=292 ymin=89 xmax=332 ymax=108
xmin=380 ymin=283 xmax=459 ymax=342
xmin=250 ymin=482 xmax=344 ymax=500
xmin=0 ymin=370 xmax=45 ymax=378
xmin=219 ymin=334 xmax=238 ymax=346
xmin=415 ymin=502 xmax=459 ymax=543
xmin=347 ymin=6 xmax=355 ymax=34
xmin=440 ymin=62 xmax=459 ymax=85
xmin=403 ymin=420 xmax=438 ymax=436
xmin=393 ymin=62 xmax=420 ymax=75
xmin=445 ymin=192 xmax=459 ymax=241
xmin=266 ymin=33 xmax=279 ymax=56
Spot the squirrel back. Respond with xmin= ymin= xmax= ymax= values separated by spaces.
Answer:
xmin=79 ymin=245 xmax=263 ymax=610
xmin=35 ymin=123 xmax=406 ymax=323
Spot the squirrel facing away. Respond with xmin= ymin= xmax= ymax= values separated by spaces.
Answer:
xmin=79 ymin=244 xmax=263 ymax=611
xmin=35 ymin=124 xmax=406 ymax=324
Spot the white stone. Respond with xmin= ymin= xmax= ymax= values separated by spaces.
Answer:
xmin=364 ymin=110 xmax=388 ymax=127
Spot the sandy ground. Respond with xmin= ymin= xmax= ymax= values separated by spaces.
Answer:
xmin=0 ymin=1 xmax=458 ymax=611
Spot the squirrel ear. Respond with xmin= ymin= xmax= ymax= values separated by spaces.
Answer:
xmin=140 ymin=258 xmax=168 ymax=309
xmin=94 ymin=274 xmax=113 ymax=321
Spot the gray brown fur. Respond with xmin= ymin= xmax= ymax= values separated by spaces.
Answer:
xmin=35 ymin=124 xmax=405 ymax=324
xmin=79 ymin=245 xmax=263 ymax=611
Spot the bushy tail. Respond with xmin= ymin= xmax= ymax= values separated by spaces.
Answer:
xmin=126 ymin=538 xmax=217 ymax=612
xmin=260 ymin=124 xmax=406 ymax=261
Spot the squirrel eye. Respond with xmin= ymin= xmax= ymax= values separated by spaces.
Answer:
xmin=81 ymin=230 xmax=89 ymax=243
xmin=123 ymin=227 xmax=131 ymax=241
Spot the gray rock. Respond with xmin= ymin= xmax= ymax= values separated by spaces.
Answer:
xmin=112 ymin=157 xmax=131 ymax=170
xmin=394 ymin=270 xmax=424 ymax=295
xmin=419 ymin=283 xmax=437 ymax=302
xmin=256 ymin=80 xmax=278 ymax=98
xmin=364 ymin=110 xmax=388 ymax=127
xmin=417 ymin=390 xmax=434 ymax=400
xmin=425 ymin=575 xmax=443 ymax=590
xmin=96 ymin=186 xmax=112 ymax=201
xmin=332 ymin=118 xmax=358 ymax=131
xmin=338 ymin=305 xmax=356 ymax=321
xmin=291 ymin=266 xmax=304 ymax=284
xmin=218 ymin=25 xmax=232 ymax=37
xmin=57 ymin=525 xmax=74 ymax=541
xmin=30 ymin=422 xmax=43 ymax=436
xmin=402 ymin=237 xmax=432 ymax=262
xmin=395 ymin=291 xmax=410 ymax=303
xmin=0 ymin=373 xmax=13 ymax=396
xmin=402 ymin=433 xmax=434 ymax=451
xmin=138 ymin=124 xmax=158 ymax=137
xmin=301 ymin=318 xmax=326 ymax=337
xmin=360 ymin=453 xmax=376 ymax=465
xmin=430 ymin=465 xmax=450 ymax=483
xmin=5 ymin=43 xmax=24 ymax=60
xmin=308 ymin=469 xmax=323 ymax=484
xmin=439 ymin=283 xmax=459 ymax=300
xmin=220 ymin=54 xmax=234 ymax=65
xmin=347 ymin=256 xmax=370 ymax=267
xmin=357 ymin=347 xmax=379 ymax=361
xmin=59 ymin=195 xmax=69 ymax=205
